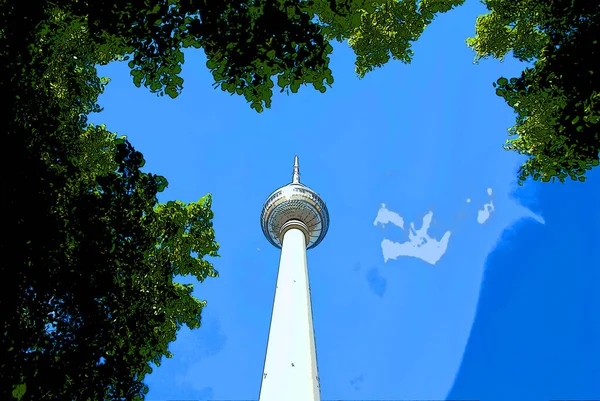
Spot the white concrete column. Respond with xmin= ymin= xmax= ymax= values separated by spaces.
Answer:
xmin=259 ymin=224 xmax=320 ymax=401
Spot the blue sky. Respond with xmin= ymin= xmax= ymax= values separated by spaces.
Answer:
xmin=90 ymin=1 xmax=599 ymax=400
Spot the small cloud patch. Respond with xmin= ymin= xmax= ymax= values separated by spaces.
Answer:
xmin=349 ymin=373 xmax=364 ymax=391
xmin=373 ymin=203 xmax=404 ymax=229
xmin=366 ymin=267 xmax=387 ymax=297
xmin=477 ymin=188 xmax=495 ymax=224
xmin=374 ymin=206 xmax=451 ymax=265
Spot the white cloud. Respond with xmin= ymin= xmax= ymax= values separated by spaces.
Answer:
xmin=477 ymin=201 xmax=495 ymax=224
xmin=374 ymin=206 xmax=451 ymax=265
xmin=517 ymin=206 xmax=546 ymax=225
xmin=531 ymin=214 xmax=545 ymax=224
xmin=373 ymin=203 xmax=404 ymax=229
xmin=477 ymin=187 xmax=495 ymax=224
xmin=349 ymin=373 xmax=364 ymax=391
xmin=466 ymin=198 xmax=471 ymax=203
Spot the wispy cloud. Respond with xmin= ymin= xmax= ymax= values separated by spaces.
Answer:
xmin=373 ymin=203 xmax=404 ymax=229
xmin=145 ymin=318 xmax=225 ymax=400
xmin=349 ymin=373 xmax=364 ymax=391
xmin=375 ymin=206 xmax=451 ymax=265
xmin=366 ymin=267 xmax=387 ymax=297
xmin=169 ymin=317 xmax=227 ymax=364
xmin=477 ymin=188 xmax=495 ymax=224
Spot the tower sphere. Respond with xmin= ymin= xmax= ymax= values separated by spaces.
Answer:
xmin=260 ymin=156 xmax=329 ymax=250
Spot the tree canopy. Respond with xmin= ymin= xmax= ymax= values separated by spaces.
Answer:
xmin=9 ymin=0 xmax=592 ymax=185
xmin=27 ymin=0 xmax=461 ymax=111
xmin=2 ymin=5 xmax=219 ymax=401
xmin=467 ymin=0 xmax=599 ymax=183
xmin=2 ymin=0 xmax=597 ymax=399
xmin=5 ymin=1 xmax=469 ymax=398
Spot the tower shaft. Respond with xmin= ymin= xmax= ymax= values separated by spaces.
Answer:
xmin=259 ymin=226 xmax=320 ymax=401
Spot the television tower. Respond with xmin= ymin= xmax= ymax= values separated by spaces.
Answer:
xmin=259 ymin=155 xmax=330 ymax=401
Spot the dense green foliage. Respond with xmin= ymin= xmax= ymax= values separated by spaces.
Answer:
xmin=1 ymin=5 xmax=219 ymax=401
xmin=3 ymin=0 xmax=595 ymax=399
xmin=3 ymin=1 xmax=466 ymax=398
xmin=57 ymin=0 xmax=594 ymax=184
xmin=26 ymin=0 xmax=461 ymax=112
xmin=467 ymin=0 xmax=599 ymax=183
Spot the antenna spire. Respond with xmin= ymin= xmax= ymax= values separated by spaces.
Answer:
xmin=292 ymin=155 xmax=300 ymax=184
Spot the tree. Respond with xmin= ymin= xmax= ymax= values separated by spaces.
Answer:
xmin=41 ymin=0 xmax=597 ymax=184
xmin=2 ymin=0 xmax=464 ymax=111
xmin=2 ymin=6 xmax=219 ymax=401
xmin=466 ymin=0 xmax=599 ymax=183
xmin=0 ymin=1 xmax=474 ymax=398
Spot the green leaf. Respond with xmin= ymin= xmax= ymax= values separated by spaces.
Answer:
xmin=12 ymin=383 xmax=26 ymax=400
xmin=150 ymin=81 xmax=162 ymax=92
xmin=156 ymin=176 xmax=168 ymax=192
xmin=165 ymin=86 xmax=178 ymax=98
xmin=206 ymin=58 xmax=217 ymax=69
xmin=131 ymin=69 xmax=143 ymax=87
xmin=497 ymin=77 xmax=508 ymax=86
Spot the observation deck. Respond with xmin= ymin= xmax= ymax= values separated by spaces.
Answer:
xmin=260 ymin=156 xmax=329 ymax=250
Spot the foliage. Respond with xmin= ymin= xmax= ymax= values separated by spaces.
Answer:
xmin=2 ymin=0 xmax=463 ymax=112
xmin=467 ymin=0 xmax=600 ymax=183
xmin=2 ymin=0 xmax=467 ymax=398
xmin=346 ymin=0 xmax=465 ymax=77
xmin=1 ymin=4 xmax=219 ymax=401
